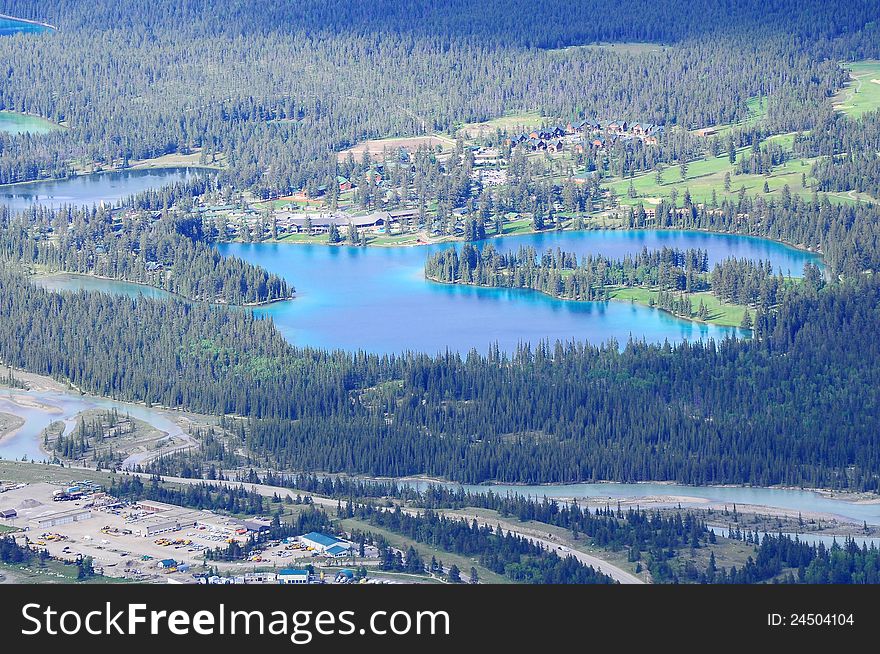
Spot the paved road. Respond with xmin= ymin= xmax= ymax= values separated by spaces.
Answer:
xmin=449 ymin=511 xmax=644 ymax=585
xmin=122 ymin=472 xmax=643 ymax=584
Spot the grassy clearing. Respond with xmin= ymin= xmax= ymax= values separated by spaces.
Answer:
xmin=0 ymin=460 xmax=115 ymax=485
xmin=339 ymin=134 xmax=456 ymax=159
xmin=0 ymin=559 xmax=127 ymax=584
xmin=554 ymin=42 xmax=665 ymax=56
xmin=608 ymin=288 xmax=748 ymax=327
xmin=457 ymin=110 xmax=545 ymax=139
xmin=337 ymin=517 xmax=510 ymax=584
xmin=696 ymin=96 xmax=768 ymax=138
xmin=607 ymin=150 xmax=847 ymax=208
xmin=832 ymin=60 xmax=880 ymax=118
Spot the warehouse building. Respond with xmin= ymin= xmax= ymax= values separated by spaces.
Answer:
xmin=299 ymin=531 xmax=351 ymax=554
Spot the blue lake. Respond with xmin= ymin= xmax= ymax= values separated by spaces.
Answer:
xmin=0 ymin=167 xmax=198 ymax=211
xmin=0 ymin=15 xmax=53 ymax=36
xmin=218 ymin=230 xmax=821 ymax=354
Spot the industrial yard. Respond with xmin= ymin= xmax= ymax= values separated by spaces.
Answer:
xmin=0 ymin=479 xmax=386 ymax=584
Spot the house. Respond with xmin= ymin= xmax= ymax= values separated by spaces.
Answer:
xmin=158 ymin=558 xmax=177 ymax=569
xmin=337 ymin=176 xmax=352 ymax=191
xmin=607 ymin=119 xmax=628 ymax=134
xmin=547 ymin=139 xmax=565 ymax=153
xmin=571 ymin=170 xmax=597 ymax=186
xmin=278 ymin=569 xmax=310 ymax=584
xmin=0 ymin=509 xmax=16 ymax=519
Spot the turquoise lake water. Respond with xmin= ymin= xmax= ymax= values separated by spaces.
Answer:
xmin=0 ymin=168 xmax=197 ymax=211
xmin=0 ymin=15 xmax=53 ymax=36
xmin=218 ymin=231 xmax=820 ymax=354
xmin=0 ymin=112 xmax=59 ymax=135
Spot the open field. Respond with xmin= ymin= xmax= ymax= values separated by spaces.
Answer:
xmin=0 ymin=111 xmax=63 ymax=135
xmin=457 ymin=110 xmax=545 ymax=139
xmin=553 ymin=42 xmax=666 ymax=56
xmin=832 ymin=60 xmax=880 ymax=118
xmin=127 ymin=149 xmax=225 ymax=171
xmin=337 ymin=516 xmax=510 ymax=584
xmin=607 ymin=150 xmax=869 ymax=208
xmin=608 ymin=288 xmax=748 ymax=328
xmin=339 ymin=134 xmax=456 ymax=159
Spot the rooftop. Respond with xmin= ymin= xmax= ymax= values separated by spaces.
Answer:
xmin=302 ymin=531 xmax=342 ymax=547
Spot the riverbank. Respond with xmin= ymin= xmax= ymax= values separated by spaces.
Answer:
xmin=0 ymin=412 xmax=24 ymax=444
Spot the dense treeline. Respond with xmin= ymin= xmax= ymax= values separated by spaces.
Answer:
xmin=348 ymin=504 xmax=615 ymax=584
xmin=425 ymin=243 xmax=785 ymax=323
xmin=109 ymin=475 xmax=270 ymax=515
xmin=0 ymin=203 xmax=293 ymax=304
xmin=625 ymin=194 xmax=880 ymax=276
xmin=709 ymin=259 xmax=783 ymax=307
xmin=0 ymin=1 xmax=874 ymax=191
xmin=2 ymin=262 xmax=879 ymax=489
xmin=713 ymin=532 xmax=880 ymax=584
xmin=426 ymin=244 xmax=711 ymax=300
xmin=794 ymin=110 xmax=880 ymax=199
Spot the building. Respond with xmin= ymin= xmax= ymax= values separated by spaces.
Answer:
xmin=239 ymin=520 xmax=271 ymax=534
xmin=158 ymin=558 xmax=177 ymax=569
xmin=278 ymin=569 xmax=310 ymax=584
xmin=299 ymin=531 xmax=351 ymax=554
xmin=0 ymin=509 xmax=16 ymax=519
xmin=325 ymin=544 xmax=351 ymax=558
xmin=35 ymin=508 xmax=92 ymax=529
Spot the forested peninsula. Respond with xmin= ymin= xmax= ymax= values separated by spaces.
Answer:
xmin=424 ymin=243 xmax=808 ymax=328
xmin=0 ymin=199 xmax=293 ymax=305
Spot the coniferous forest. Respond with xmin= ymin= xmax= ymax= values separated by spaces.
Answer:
xmin=0 ymin=0 xmax=879 ymax=498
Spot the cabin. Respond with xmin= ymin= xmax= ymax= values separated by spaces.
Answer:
xmin=547 ymin=139 xmax=565 ymax=153
xmin=571 ymin=170 xmax=597 ymax=186
xmin=337 ymin=176 xmax=352 ymax=191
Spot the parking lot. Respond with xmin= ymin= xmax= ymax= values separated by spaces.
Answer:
xmin=0 ymin=481 xmax=378 ymax=582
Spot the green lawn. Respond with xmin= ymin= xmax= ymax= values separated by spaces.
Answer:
xmin=608 ymin=288 xmax=748 ymax=328
xmin=458 ymin=110 xmax=545 ymax=139
xmin=832 ymin=60 xmax=880 ymax=118
xmin=607 ymin=149 xmax=865 ymax=208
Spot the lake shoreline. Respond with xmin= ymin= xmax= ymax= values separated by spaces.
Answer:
xmin=32 ymin=271 xmax=295 ymax=307
xmin=0 ymin=13 xmax=57 ymax=31
xmin=229 ymin=221 xmax=827 ymax=264
xmin=423 ymin=272 xmax=750 ymax=329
